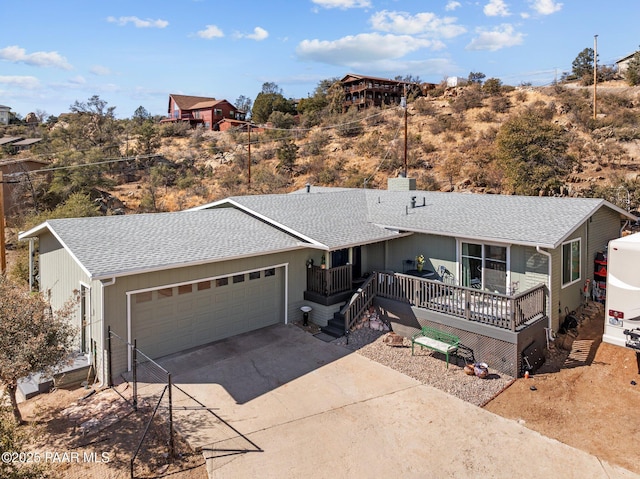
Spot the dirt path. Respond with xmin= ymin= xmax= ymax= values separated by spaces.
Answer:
xmin=484 ymin=302 xmax=640 ymax=475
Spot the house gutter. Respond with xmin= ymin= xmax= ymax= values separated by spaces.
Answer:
xmin=536 ymin=245 xmax=554 ymax=344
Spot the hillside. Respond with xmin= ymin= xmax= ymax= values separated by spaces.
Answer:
xmin=105 ymin=81 xmax=640 ymax=214
xmin=2 ymin=81 xmax=640 ymax=220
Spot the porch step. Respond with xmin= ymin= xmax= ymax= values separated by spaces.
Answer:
xmin=321 ymin=315 xmax=345 ymax=339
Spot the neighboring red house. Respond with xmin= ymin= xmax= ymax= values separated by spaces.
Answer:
xmin=160 ymin=94 xmax=246 ymax=130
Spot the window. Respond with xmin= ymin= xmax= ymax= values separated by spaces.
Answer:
xmin=214 ymin=108 xmax=222 ymax=116
xmin=264 ymin=268 xmax=275 ymax=277
xmin=158 ymin=288 xmax=173 ymax=298
xmin=216 ymin=277 xmax=228 ymax=287
xmin=233 ymin=274 xmax=245 ymax=284
xmin=249 ymin=271 xmax=261 ymax=280
xmin=562 ymin=239 xmax=581 ymax=286
xmin=460 ymin=242 xmax=507 ymax=293
xmin=197 ymin=281 xmax=211 ymax=291
xmin=178 ymin=284 xmax=192 ymax=295
xmin=136 ymin=291 xmax=152 ymax=303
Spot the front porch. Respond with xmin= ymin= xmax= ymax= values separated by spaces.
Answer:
xmin=305 ymin=269 xmax=549 ymax=377
xmin=306 ymin=267 xmax=547 ymax=333
xmin=304 ymin=264 xmax=360 ymax=306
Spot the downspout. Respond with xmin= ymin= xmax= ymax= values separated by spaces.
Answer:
xmin=620 ymin=220 xmax=629 ymax=236
xmin=536 ymin=246 xmax=554 ymax=344
xmin=98 ymin=277 xmax=116 ymax=388
xmin=28 ymin=238 xmax=35 ymax=292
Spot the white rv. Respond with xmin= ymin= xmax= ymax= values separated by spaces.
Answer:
xmin=603 ymin=233 xmax=640 ymax=349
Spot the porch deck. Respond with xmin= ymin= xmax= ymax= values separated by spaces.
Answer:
xmin=378 ymin=272 xmax=547 ymax=332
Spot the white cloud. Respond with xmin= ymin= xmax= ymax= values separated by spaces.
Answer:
xmin=0 ymin=75 xmax=40 ymax=89
xmin=68 ymin=75 xmax=86 ymax=85
xmin=466 ymin=24 xmax=524 ymax=51
xmin=197 ymin=25 xmax=224 ymax=39
xmin=311 ymin=0 xmax=371 ymax=9
xmin=106 ymin=16 xmax=168 ymax=28
xmin=235 ymin=27 xmax=269 ymax=41
xmin=296 ymin=33 xmax=441 ymax=67
xmin=484 ymin=0 xmax=510 ymax=17
xmin=370 ymin=10 xmax=466 ymax=38
xmin=90 ymin=65 xmax=112 ymax=76
xmin=445 ymin=1 xmax=461 ymax=11
xmin=0 ymin=45 xmax=72 ymax=70
xmin=530 ymin=0 xmax=562 ymax=15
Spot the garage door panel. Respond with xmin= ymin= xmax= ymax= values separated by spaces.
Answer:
xmin=132 ymin=267 xmax=284 ymax=360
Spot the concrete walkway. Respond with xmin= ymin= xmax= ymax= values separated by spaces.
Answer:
xmin=157 ymin=324 xmax=639 ymax=479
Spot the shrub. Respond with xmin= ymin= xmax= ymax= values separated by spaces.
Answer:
xmin=450 ymin=88 xmax=484 ymax=113
xmin=477 ymin=110 xmax=496 ymax=122
xmin=490 ymin=96 xmax=511 ymax=113
xmin=413 ymin=97 xmax=437 ymax=115
xmin=336 ymin=109 xmax=364 ymax=137
xmin=159 ymin=121 xmax=191 ymax=138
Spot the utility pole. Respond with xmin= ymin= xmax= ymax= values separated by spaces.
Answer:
xmin=0 ymin=171 xmax=6 ymax=275
xmin=247 ymin=122 xmax=251 ymax=188
xmin=593 ymin=34 xmax=598 ymax=120
xmin=402 ymin=83 xmax=408 ymax=178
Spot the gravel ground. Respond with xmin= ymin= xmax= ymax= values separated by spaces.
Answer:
xmin=332 ymin=328 xmax=515 ymax=407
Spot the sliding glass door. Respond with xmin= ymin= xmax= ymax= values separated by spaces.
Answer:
xmin=461 ymin=242 xmax=508 ymax=293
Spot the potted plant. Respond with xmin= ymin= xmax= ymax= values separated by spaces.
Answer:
xmin=416 ymin=254 xmax=425 ymax=272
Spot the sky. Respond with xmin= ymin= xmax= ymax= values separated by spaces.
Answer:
xmin=1 ymin=0 xmax=638 ymax=119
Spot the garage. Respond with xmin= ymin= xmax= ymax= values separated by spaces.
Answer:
xmin=129 ymin=266 xmax=285 ymax=360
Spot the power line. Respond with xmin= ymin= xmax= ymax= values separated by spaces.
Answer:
xmin=2 ymin=154 xmax=161 ymax=179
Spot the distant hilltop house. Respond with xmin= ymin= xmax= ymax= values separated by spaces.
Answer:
xmin=340 ymin=74 xmax=436 ymax=112
xmin=0 ymin=104 xmax=11 ymax=125
xmin=160 ymin=94 xmax=246 ymax=131
xmin=616 ymin=50 xmax=639 ymax=77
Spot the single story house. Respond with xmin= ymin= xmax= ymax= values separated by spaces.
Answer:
xmin=19 ymin=181 xmax=636 ymax=381
xmin=159 ymin=94 xmax=245 ymax=130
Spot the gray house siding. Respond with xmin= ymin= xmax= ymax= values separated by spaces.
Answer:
xmin=587 ymin=206 xmax=621 ymax=278
xmin=38 ymin=232 xmax=94 ymax=354
xmin=554 ymin=210 xmax=623 ymax=330
xmin=512 ymin=246 xmax=549 ymax=292
xmin=103 ymin=248 xmax=312 ymax=378
xmin=386 ymin=234 xmax=456 ymax=275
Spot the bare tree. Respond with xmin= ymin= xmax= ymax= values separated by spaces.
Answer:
xmin=0 ymin=277 xmax=77 ymax=423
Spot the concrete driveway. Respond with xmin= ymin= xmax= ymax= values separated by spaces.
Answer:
xmin=157 ymin=324 xmax=638 ymax=479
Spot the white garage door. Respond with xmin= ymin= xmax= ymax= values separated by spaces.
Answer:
xmin=131 ymin=267 xmax=284 ymax=360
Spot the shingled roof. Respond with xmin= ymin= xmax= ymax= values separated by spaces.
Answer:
xmin=196 ymin=187 xmax=635 ymax=250
xmin=20 ymin=187 xmax=636 ymax=279
xmin=20 ymin=209 xmax=307 ymax=279
xmin=169 ymin=94 xmax=218 ymax=110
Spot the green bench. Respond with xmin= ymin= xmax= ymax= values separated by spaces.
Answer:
xmin=411 ymin=326 xmax=460 ymax=368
